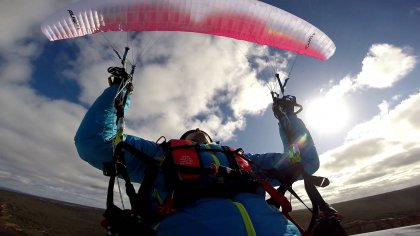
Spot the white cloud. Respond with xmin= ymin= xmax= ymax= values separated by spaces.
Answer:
xmin=0 ymin=1 xmax=75 ymax=83
xmin=315 ymin=44 xmax=416 ymax=101
xmin=303 ymin=44 xmax=416 ymax=134
xmin=314 ymin=91 xmax=420 ymax=203
xmin=0 ymin=0 xmax=110 ymax=207
xmin=325 ymin=76 xmax=355 ymax=99
xmin=68 ymin=32 xmax=273 ymax=141
xmin=0 ymin=1 xmax=60 ymax=49
xmin=0 ymin=82 xmax=108 ymax=204
xmin=299 ymin=43 xmax=418 ymax=204
xmin=356 ymin=44 xmax=417 ymax=89
xmin=1 ymin=42 xmax=40 ymax=84
xmin=345 ymin=92 xmax=420 ymax=142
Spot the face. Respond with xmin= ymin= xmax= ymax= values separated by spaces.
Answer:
xmin=184 ymin=129 xmax=212 ymax=144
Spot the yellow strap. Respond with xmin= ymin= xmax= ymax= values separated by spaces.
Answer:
xmin=152 ymin=189 xmax=164 ymax=205
xmin=232 ymin=201 xmax=257 ymax=236
xmin=114 ymin=129 xmax=124 ymax=145
xmin=205 ymin=144 xmax=221 ymax=167
xmin=205 ymin=144 xmax=224 ymax=183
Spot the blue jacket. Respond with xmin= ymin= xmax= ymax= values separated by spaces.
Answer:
xmin=74 ymin=85 xmax=319 ymax=236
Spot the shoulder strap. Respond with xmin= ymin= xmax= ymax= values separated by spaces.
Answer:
xmin=102 ymin=141 xmax=160 ymax=235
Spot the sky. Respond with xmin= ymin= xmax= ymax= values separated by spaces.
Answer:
xmin=0 ymin=0 xmax=419 ymax=210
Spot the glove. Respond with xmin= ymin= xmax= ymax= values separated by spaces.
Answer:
xmin=108 ymin=67 xmax=129 ymax=86
xmin=272 ymin=95 xmax=302 ymax=119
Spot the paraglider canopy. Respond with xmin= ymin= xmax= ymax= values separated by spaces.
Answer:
xmin=41 ymin=0 xmax=336 ymax=60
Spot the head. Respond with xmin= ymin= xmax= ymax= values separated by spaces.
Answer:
xmin=180 ymin=128 xmax=213 ymax=144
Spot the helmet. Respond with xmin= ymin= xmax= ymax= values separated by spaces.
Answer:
xmin=180 ymin=128 xmax=213 ymax=143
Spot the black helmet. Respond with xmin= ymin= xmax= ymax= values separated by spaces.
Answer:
xmin=180 ymin=128 xmax=213 ymax=143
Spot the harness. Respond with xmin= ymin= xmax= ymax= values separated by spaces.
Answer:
xmin=162 ymin=139 xmax=259 ymax=207
xmin=101 ymin=140 xmax=348 ymax=236
xmin=101 ymin=139 xmax=296 ymax=235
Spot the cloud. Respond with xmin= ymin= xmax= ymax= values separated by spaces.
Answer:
xmin=297 ymin=44 xmax=418 ymax=204
xmin=0 ymin=0 xmax=112 ymax=207
xmin=409 ymin=7 xmax=420 ymax=15
xmin=303 ymin=44 xmax=416 ymax=134
xmin=0 ymin=1 xmax=76 ymax=83
xmin=315 ymin=91 xmax=420 ymax=203
xmin=68 ymin=32 xmax=273 ymax=141
xmin=0 ymin=81 xmax=109 ymax=206
xmin=345 ymin=91 xmax=420 ymax=142
xmin=0 ymin=0 xmax=59 ymax=49
xmin=356 ymin=44 xmax=417 ymax=89
xmin=319 ymin=44 xmax=416 ymax=101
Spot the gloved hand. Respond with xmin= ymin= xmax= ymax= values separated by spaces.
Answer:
xmin=108 ymin=67 xmax=129 ymax=86
xmin=272 ymin=95 xmax=302 ymax=120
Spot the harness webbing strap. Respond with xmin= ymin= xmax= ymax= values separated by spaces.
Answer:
xmin=115 ymin=142 xmax=161 ymax=166
xmin=205 ymin=145 xmax=224 ymax=183
xmin=205 ymin=144 xmax=221 ymax=167
xmin=231 ymin=201 xmax=257 ymax=236
xmin=257 ymin=179 xmax=291 ymax=213
xmin=257 ymin=178 xmax=306 ymax=235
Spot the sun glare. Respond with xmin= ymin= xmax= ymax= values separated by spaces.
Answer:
xmin=304 ymin=97 xmax=349 ymax=134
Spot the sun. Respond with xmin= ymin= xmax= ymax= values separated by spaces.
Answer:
xmin=304 ymin=97 xmax=349 ymax=134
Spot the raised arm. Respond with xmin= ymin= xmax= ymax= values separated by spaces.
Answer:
xmin=74 ymin=85 xmax=163 ymax=183
xmin=246 ymin=105 xmax=319 ymax=184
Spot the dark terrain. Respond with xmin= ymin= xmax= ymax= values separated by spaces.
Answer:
xmin=1 ymin=185 xmax=420 ymax=235
xmin=290 ymin=185 xmax=420 ymax=235
xmin=0 ymin=190 xmax=103 ymax=236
